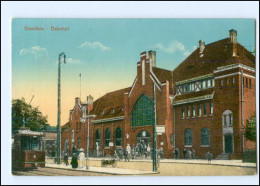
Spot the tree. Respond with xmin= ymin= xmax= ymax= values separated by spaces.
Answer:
xmin=245 ymin=114 xmax=256 ymax=142
xmin=12 ymin=97 xmax=48 ymax=131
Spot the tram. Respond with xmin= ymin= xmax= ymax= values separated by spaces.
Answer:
xmin=12 ymin=128 xmax=45 ymax=169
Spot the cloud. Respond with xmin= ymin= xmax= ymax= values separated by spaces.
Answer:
xmin=154 ymin=41 xmax=185 ymax=54
xmin=20 ymin=46 xmax=48 ymax=59
xmin=78 ymin=41 xmax=111 ymax=51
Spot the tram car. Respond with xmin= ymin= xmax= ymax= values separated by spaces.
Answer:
xmin=12 ymin=128 xmax=45 ymax=169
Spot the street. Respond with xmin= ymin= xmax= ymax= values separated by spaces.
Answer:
xmin=12 ymin=160 xmax=256 ymax=176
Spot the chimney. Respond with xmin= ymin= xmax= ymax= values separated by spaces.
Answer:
xmin=199 ymin=40 xmax=205 ymax=53
xmin=229 ymin=29 xmax=237 ymax=43
xmin=75 ymin=97 xmax=80 ymax=105
xmin=229 ymin=29 xmax=237 ymax=56
xmin=148 ymin=50 xmax=156 ymax=67
xmin=87 ymin=95 xmax=93 ymax=112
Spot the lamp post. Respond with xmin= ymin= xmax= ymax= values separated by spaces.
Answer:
xmin=56 ymin=52 xmax=66 ymax=164
xmin=153 ymin=82 xmax=157 ymax=172
xmin=81 ymin=109 xmax=96 ymax=169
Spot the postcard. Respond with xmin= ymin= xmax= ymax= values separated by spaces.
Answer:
xmin=11 ymin=18 xmax=256 ymax=177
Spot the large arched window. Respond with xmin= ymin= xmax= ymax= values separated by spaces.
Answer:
xmin=96 ymin=129 xmax=101 ymax=145
xmin=185 ymin=129 xmax=192 ymax=146
xmin=115 ymin=128 xmax=122 ymax=146
xmin=223 ymin=110 xmax=233 ymax=128
xmin=201 ymin=128 xmax=210 ymax=146
xmin=131 ymin=94 xmax=155 ymax=127
xmin=105 ymin=128 xmax=111 ymax=147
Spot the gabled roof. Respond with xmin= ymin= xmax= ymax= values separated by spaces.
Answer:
xmin=152 ymin=67 xmax=173 ymax=93
xmin=90 ymin=87 xmax=131 ymax=120
xmin=173 ymin=38 xmax=255 ymax=83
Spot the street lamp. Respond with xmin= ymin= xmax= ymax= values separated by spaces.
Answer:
xmin=152 ymin=81 xmax=158 ymax=172
xmin=81 ymin=108 xmax=96 ymax=169
xmin=56 ymin=52 xmax=66 ymax=164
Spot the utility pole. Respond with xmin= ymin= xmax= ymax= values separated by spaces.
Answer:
xmin=241 ymin=70 xmax=245 ymax=161
xmin=57 ymin=52 xmax=66 ymax=164
xmin=153 ymin=82 xmax=157 ymax=172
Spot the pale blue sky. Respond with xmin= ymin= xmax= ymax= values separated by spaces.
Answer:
xmin=12 ymin=18 xmax=255 ymax=125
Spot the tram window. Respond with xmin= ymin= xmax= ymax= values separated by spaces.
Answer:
xmin=21 ymin=136 xmax=31 ymax=150
xmin=31 ymin=137 xmax=40 ymax=151
xmin=21 ymin=136 xmax=41 ymax=151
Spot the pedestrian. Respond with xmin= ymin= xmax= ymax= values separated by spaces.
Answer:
xmin=126 ymin=144 xmax=131 ymax=159
xmin=206 ymin=152 xmax=213 ymax=164
xmin=175 ymin=148 xmax=179 ymax=159
xmin=123 ymin=148 xmax=129 ymax=162
xmin=64 ymin=152 xmax=69 ymax=166
xmin=192 ymin=149 xmax=195 ymax=159
xmin=159 ymin=147 xmax=164 ymax=160
xmin=71 ymin=153 xmax=78 ymax=168
xmin=147 ymin=144 xmax=151 ymax=159
xmin=183 ymin=148 xmax=187 ymax=159
xmin=188 ymin=150 xmax=192 ymax=159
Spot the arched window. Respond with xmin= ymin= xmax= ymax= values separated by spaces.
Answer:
xmin=201 ymin=128 xmax=210 ymax=146
xmin=64 ymin=139 xmax=69 ymax=151
xmin=115 ymin=128 xmax=122 ymax=146
xmin=223 ymin=110 xmax=233 ymax=128
xmin=96 ymin=129 xmax=101 ymax=145
xmin=185 ymin=129 xmax=192 ymax=146
xmin=131 ymin=94 xmax=155 ymax=127
xmin=170 ymin=134 xmax=174 ymax=147
xmin=105 ymin=128 xmax=111 ymax=147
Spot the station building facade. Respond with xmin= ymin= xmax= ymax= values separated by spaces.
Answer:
xmin=61 ymin=29 xmax=256 ymax=159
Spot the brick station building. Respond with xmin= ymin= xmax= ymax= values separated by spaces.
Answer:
xmin=61 ymin=29 xmax=256 ymax=159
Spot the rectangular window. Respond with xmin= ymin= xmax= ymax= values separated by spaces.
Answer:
xmin=220 ymin=80 xmax=223 ymax=87
xmin=207 ymin=79 xmax=211 ymax=87
xmin=210 ymin=102 xmax=213 ymax=115
xmin=232 ymin=77 xmax=235 ymax=85
xmin=249 ymin=79 xmax=252 ymax=88
xmin=212 ymin=79 xmax=215 ymax=87
xmin=243 ymin=77 xmax=245 ymax=86
xmin=182 ymin=107 xmax=185 ymax=118
xmin=202 ymin=80 xmax=206 ymax=89
xmin=198 ymin=104 xmax=202 ymax=116
xmin=187 ymin=106 xmax=190 ymax=117
xmin=246 ymin=78 xmax=248 ymax=88
xmin=192 ymin=105 xmax=195 ymax=117
xmin=204 ymin=103 xmax=207 ymax=116
xmin=226 ymin=78 xmax=229 ymax=85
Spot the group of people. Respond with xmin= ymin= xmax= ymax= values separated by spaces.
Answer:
xmin=114 ymin=144 xmax=164 ymax=161
xmin=174 ymin=148 xmax=213 ymax=163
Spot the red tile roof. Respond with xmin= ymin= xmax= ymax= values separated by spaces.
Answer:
xmin=172 ymin=38 xmax=255 ymax=83
xmin=90 ymin=87 xmax=131 ymax=120
xmin=152 ymin=67 xmax=173 ymax=93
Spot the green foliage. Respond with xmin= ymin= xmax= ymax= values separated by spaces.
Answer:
xmin=245 ymin=114 xmax=256 ymax=142
xmin=12 ymin=97 xmax=48 ymax=131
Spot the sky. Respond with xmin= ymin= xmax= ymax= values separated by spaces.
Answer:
xmin=12 ymin=18 xmax=256 ymax=126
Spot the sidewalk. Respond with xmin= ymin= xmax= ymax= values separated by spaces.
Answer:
xmin=88 ymin=158 xmax=257 ymax=168
xmin=45 ymin=163 xmax=158 ymax=175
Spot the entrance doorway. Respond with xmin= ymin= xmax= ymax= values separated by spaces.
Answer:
xmin=224 ymin=134 xmax=233 ymax=154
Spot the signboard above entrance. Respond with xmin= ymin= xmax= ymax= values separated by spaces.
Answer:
xmin=156 ymin=125 xmax=165 ymax=133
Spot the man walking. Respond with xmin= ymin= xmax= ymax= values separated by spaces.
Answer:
xmin=175 ymin=148 xmax=179 ymax=159
xmin=183 ymin=148 xmax=187 ymax=159
xmin=206 ymin=151 xmax=213 ymax=164
xmin=123 ymin=148 xmax=129 ymax=162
